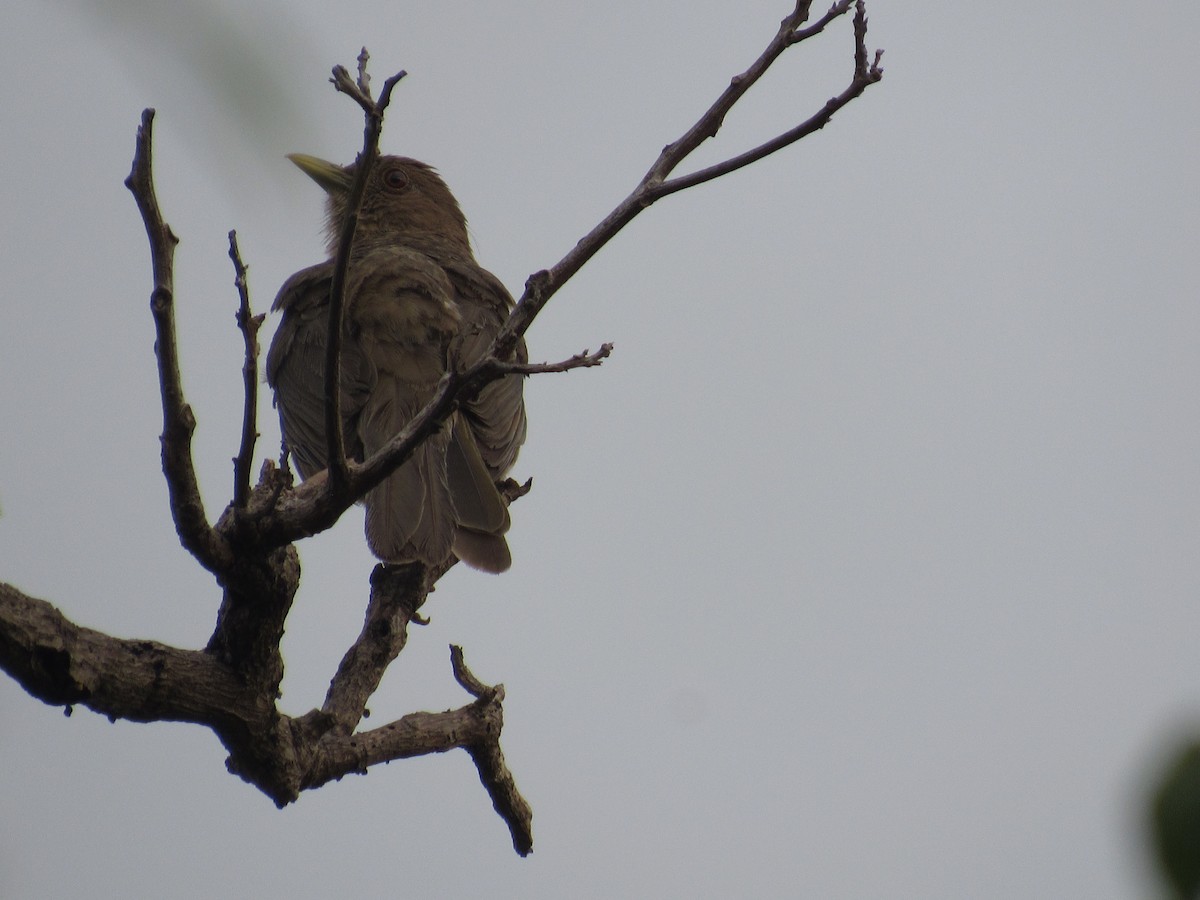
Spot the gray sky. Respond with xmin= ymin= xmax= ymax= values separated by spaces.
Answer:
xmin=2 ymin=1 xmax=1198 ymax=896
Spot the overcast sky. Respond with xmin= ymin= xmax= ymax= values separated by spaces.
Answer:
xmin=2 ymin=1 xmax=1198 ymax=897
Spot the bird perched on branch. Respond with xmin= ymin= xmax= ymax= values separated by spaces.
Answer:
xmin=266 ymin=153 xmax=527 ymax=572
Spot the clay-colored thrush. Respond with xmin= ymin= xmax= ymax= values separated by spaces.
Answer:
xmin=266 ymin=154 xmax=527 ymax=572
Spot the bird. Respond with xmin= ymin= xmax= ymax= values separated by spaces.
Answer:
xmin=266 ymin=153 xmax=527 ymax=573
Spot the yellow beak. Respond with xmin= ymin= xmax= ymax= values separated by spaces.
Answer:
xmin=287 ymin=153 xmax=352 ymax=195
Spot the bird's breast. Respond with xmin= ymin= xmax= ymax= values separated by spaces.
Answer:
xmin=347 ymin=246 xmax=462 ymax=382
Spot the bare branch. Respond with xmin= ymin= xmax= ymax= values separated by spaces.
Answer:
xmin=654 ymin=57 xmax=882 ymax=194
xmin=656 ymin=0 xmax=880 ymax=197
xmin=229 ymin=231 xmax=264 ymax=509
xmin=305 ymin=686 xmax=534 ymax=860
xmin=491 ymin=0 xmax=882 ymax=362
xmin=322 ymin=562 xmax=428 ymax=732
xmin=467 ymin=718 xmax=534 ymax=857
xmin=355 ymin=47 xmax=371 ymax=96
xmin=0 ymin=583 xmax=240 ymax=724
xmin=248 ymin=342 xmax=605 ymax=553
xmin=450 ymin=644 xmax=493 ymax=699
xmin=330 ymin=59 xmax=372 ymax=113
xmin=790 ymin=0 xmax=854 ymax=44
xmin=6 ymin=5 xmax=881 ymax=858
xmin=323 ymin=56 xmax=409 ymax=494
xmin=851 ymin=0 xmax=877 ymax=75
xmin=495 ymin=343 xmax=613 ymax=377
xmin=304 ymin=703 xmax=496 ymax=783
xmin=250 ymin=333 xmax=597 ymax=554
xmin=449 ymin=645 xmax=534 ymax=856
xmin=0 ymin=581 xmax=528 ymax=834
xmin=125 ymin=109 xmax=234 ymax=573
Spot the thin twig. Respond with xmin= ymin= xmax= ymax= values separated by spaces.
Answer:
xmin=654 ymin=62 xmax=882 ymax=194
xmin=491 ymin=0 xmax=882 ymax=362
xmin=323 ymin=56 xmax=408 ymax=494
xmin=355 ymin=47 xmax=371 ymax=96
xmin=349 ymin=336 xmax=600 ymax=510
xmin=852 ymin=0 xmax=872 ymax=73
xmin=791 ymin=0 xmax=854 ymax=43
xmin=229 ymin=230 xmax=264 ymax=508
xmin=481 ymin=344 xmax=613 ymax=378
xmin=450 ymin=644 xmax=494 ymax=699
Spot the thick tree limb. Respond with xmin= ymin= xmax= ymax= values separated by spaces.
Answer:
xmin=0 ymin=583 xmax=241 ymax=724
xmin=0 ymin=581 xmax=529 ymax=848
xmin=322 ymin=562 xmax=428 ymax=733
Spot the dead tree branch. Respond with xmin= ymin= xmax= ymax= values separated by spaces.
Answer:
xmin=0 ymin=3 xmax=882 ymax=859
xmin=230 ymin=230 xmax=264 ymax=509
xmin=499 ymin=344 xmax=614 ymax=377
xmin=493 ymin=0 xmax=882 ymax=361
xmin=321 ymin=55 xmax=408 ymax=493
xmin=125 ymin=110 xmax=234 ymax=575
xmin=322 ymin=562 xmax=428 ymax=734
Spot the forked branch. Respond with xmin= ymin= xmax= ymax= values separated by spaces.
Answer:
xmin=125 ymin=110 xmax=234 ymax=574
xmin=1 ymin=2 xmax=882 ymax=860
xmin=493 ymin=0 xmax=882 ymax=360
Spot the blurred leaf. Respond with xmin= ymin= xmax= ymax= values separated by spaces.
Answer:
xmin=1151 ymin=740 xmax=1200 ymax=899
xmin=59 ymin=0 xmax=326 ymax=192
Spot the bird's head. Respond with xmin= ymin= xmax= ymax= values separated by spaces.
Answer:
xmin=288 ymin=153 xmax=471 ymax=256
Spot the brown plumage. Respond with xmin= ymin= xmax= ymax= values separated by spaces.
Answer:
xmin=266 ymin=154 xmax=527 ymax=572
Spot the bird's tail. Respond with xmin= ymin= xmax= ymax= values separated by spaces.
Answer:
xmin=358 ymin=377 xmax=512 ymax=572
xmin=447 ymin=416 xmax=512 ymax=573
xmin=359 ymin=377 xmax=456 ymax=568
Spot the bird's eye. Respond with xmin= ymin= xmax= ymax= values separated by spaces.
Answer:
xmin=382 ymin=167 xmax=409 ymax=191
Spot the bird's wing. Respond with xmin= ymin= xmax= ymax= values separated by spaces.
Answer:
xmin=444 ymin=260 xmax=528 ymax=478
xmin=266 ymin=261 xmax=373 ymax=476
xmin=347 ymin=247 xmax=463 ymax=566
xmin=446 ymin=414 xmax=510 ymax=534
